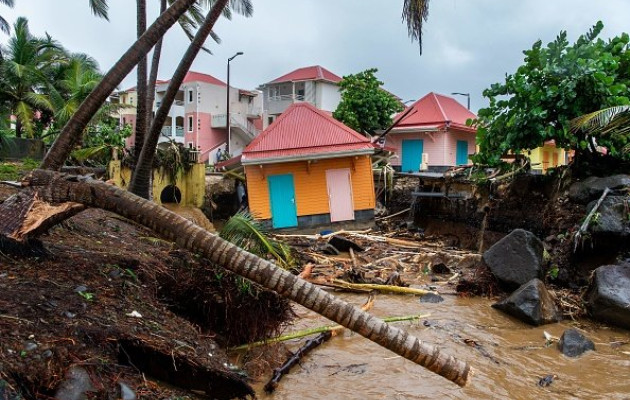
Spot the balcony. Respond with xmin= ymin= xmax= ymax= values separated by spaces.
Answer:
xmin=266 ymin=93 xmax=314 ymax=115
xmin=211 ymin=113 xmax=260 ymax=140
xmin=160 ymin=126 xmax=185 ymax=138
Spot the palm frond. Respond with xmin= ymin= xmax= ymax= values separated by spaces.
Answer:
xmin=220 ymin=211 xmax=295 ymax=269
xmin=402 ymin=0 xmax=429 ymax=54
xmin=0 ymin=14 xmax=10 ymax=35
xmin=70 ymin=144 xmax=110 ymax=162
xmin=571 ymin=106 xmax=630 ymax=135
xmin=88 ymin=0 xmax=109 ymax=21
xmin=0 ymin=0 xmax=15 ymax=7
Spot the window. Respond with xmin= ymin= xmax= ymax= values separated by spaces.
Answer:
xmin=267 ymin=116 xmax=274 ymax=126
xmin=188 ymin=89 xmax=194 ymax=103
xmin=188 ymin=116 xmax=193 ymax=132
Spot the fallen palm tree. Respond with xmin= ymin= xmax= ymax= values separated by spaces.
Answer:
xmin=0 ymin=170 xmax=472 ymax=387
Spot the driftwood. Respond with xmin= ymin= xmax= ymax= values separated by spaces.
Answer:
xmin=375 ymin=207 xmax=411 ymax=221
xmin=573 ymin=187 xmax=611 ymax=252
xmin=309 ymin=278 xmax=438 ymax=296
xmin=264 ymin=331 xmax=333 ymax=393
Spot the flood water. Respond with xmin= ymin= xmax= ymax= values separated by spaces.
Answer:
xmin=250 ymin=285 xmax=630 ymax=399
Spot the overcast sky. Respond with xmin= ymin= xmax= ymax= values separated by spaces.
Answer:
xmin=2 ymin=0 xmax=630 ymax=112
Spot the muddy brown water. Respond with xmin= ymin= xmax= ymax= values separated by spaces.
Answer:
xmin=249 ymin=289 xmax=630 ymax=399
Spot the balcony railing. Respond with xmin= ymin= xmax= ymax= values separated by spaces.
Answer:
xmin=160 ymin=126 xmax=185 ymax=137
xmin=267 ymin=94 xmax=306 ymax=102
xmin=211 ymin=114 xmax=260 ymax=140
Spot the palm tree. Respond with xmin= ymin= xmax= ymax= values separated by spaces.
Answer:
xmin=2 ymin=168 xmax=472 ymax=387
xmin=87 ymin=0 xmax=109 ymax=20
xmin=41 ymin=0 xmax=201 ymax=170
xmin=0 ymin=0 xmax=14 ymax=35
xmin=129 ymin=0 xmax=243 ymax=198
xmin=0 ymin=17 xmax=60 ymax=138
xmin=134 ymin=0 xmax=149 ymax=159
xmin=402 ymin=0 xmax=430 ymax=53
xmin=48 ymin=53 xmax=103 ymax=130
xmin=571 ymin=105 xmax=630 ymax=157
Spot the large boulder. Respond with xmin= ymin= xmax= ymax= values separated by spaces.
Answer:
xmin=569 ymin=174 xmax=630 ymax=204
xmin=492 ymin=278 xmax=561 ymax=326
xmin=587 ymin=196 xmax=630 ymax=239
xmin=483 ymin=229 xmax=544 ymax=290
xmin=585 ymin=263 xmax=630 ymax=329
xmin=557 ymin=328 xmax=595 ymax=357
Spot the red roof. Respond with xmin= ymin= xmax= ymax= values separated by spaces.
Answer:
xmin=269 ymin=65 xmax=342 ymax=84
xmin=182 ymin=71 xmax=226 ymax=86
xmin=121 ymin=72 xmax=225 ymax=93
xmin=242 ymin=103 xmax=374 ymax=164
xmin=394 ymin=92 xmax=477 ymax=132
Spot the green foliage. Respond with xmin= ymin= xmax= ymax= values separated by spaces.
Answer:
xmin=474 ymin=21 xmax=630 ymax=165
xmin=0 ymin=158 xmax=39 ymax=180
xmin=333 ymin=68 xmax=404 ymax=135
xmin=220 ymin=211 xmax=295 ymax=269
xmin=70 ymin=123 xmax=131 ymax=166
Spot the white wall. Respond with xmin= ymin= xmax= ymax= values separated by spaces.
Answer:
xmin=316 ymin=82 xmax=342 ymax=112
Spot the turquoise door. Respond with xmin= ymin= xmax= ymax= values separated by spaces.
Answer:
xmin=268 ymin=174 xmax=298 ymax=229
xmin=401 ymin=139 xmax=424 ymax=172
xmin=456 ymin=140 xmax=469 ymax=165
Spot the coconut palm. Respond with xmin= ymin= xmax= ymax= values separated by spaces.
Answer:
xmin=41 ymin=0 xmax=202 ymax=170
xmin=0 ymin=0 xmax=14 ymax=35
xmin=87 ymin=0 xmax=109 ymax=20
xmin=403 ymin=0 xmax=430 ymax=53
xmin=2 ymin=168 xmax=471 ymax=387
xmin=129 ymin=0 xmax=247 ymax=198
xmin=571 ymin=105 xmax=630 ymax=156
xmin=0 ymin=17 xmax=62 ymax=138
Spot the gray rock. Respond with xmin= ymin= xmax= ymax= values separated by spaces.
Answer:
xmin=558 ymin=328 xmax=595 ymax=357
xmin=24 ymin=342 xmax=38 ymax=352
xmin=119 ymin=383 xmax=136 ymax=400
xmin=419 ymin=293 xmax=444 ymax=303
xmin=587 ymin=196 xmax=630 ymax=239
xmin=492 ymin=278 xmax=561 ymax=326
xmin=569 ymin=174 xmax=630 ymax=204
xmin=483 ymin=229 xmax=544 ymax=290
xmin=54 ymin=366 xmax=94 ymax=400
xmin=585 ymin=263 xmax=630 ymax=329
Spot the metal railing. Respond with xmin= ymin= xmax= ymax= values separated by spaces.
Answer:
xmin=267 ymin=94 xmax=307 ymax=102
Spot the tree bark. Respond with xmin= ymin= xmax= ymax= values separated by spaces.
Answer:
xmin=40 ymin=0 xmax=199 ymax=171
xmin=145 ymin=0 xmax=167 ymax=129
xmin=10 ymin=169 xmax=472 ymax=387
xmin=15 ymin=118 xmax=22 ymax=138
xmin=128 ymin=0 xmax=228 ymax=198
xmin=134 ymin=0 xmax=149 ymax=160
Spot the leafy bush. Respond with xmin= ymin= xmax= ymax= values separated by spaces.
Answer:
xmin=474 ymin=22 xmax=630 ymax=165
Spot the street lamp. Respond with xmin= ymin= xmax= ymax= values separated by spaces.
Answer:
xmin=226 ymin=51 xmax=244 ymax=154
xmin=451 ymin=92 xmax=470 ymax=110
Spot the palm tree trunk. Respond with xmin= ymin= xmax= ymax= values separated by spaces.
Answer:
xmin=14 ymin=169 xmax=472 ymax=387
xmin=15 ymin=118 xmax=22 ymax=138
xmin=40 ymin=0 xmax=199 ymax=171
xmin=134 ymin=0 xmax=149 ymax=160
xmin=145 ymin=0 xmax=167 ymax=128
xmin=128 ymin=0 xmax=228 ymax=198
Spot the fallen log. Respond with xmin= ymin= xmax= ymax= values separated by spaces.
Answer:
xmin=264 ymin=330 xmax=333 ymax=393
xmin=0 ymin=170 xmax=472 ymax=387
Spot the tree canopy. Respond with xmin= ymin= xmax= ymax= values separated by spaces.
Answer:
xmin=474 ymin=21 xmax=630 ymax=165
xmin=333 ymin=68 xmax=404 ymax=136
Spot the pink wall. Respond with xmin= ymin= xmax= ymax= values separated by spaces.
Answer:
xmin=184 ymin=111 xmax=227 ymax=163
xmin=385 ymin=129 xmax=476 ymax=167
xmin=122 ymin=114 xmax=137 ymax=147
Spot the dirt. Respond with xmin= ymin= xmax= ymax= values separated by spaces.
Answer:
xmin=0 ymin=205 xmax=291 ymax=399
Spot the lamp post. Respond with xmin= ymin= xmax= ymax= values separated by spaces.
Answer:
xmin=451 ymin=92 xmax=470 ymax=110
xmin=226 ymin=51 xmax=243 ymax=155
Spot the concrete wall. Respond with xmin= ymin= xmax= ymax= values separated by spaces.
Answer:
xmin=0 ymin=138 xmax=45 ymax=160
xmin=108 ymin=161 xmax=205 ymax=207
xmin=315 ymin=81 xmax=341 ymax=112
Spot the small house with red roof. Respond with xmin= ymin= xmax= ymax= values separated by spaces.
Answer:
xmin=242 ymin=102 xmax=376 ymax=229
xmin=386 ymin=92 xmax=477 ymax=172
xmin=258 ymin=65 xmax=343 ymax=129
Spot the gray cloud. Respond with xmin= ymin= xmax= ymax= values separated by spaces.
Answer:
xmin=2 ymin=0 xmax=629 ymax=112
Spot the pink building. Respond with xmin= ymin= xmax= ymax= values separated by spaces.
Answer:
xmin=385 ymin=92 xmax=477 ymax=172
xmin=113 ymin=71 xmax=262 ymax=163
